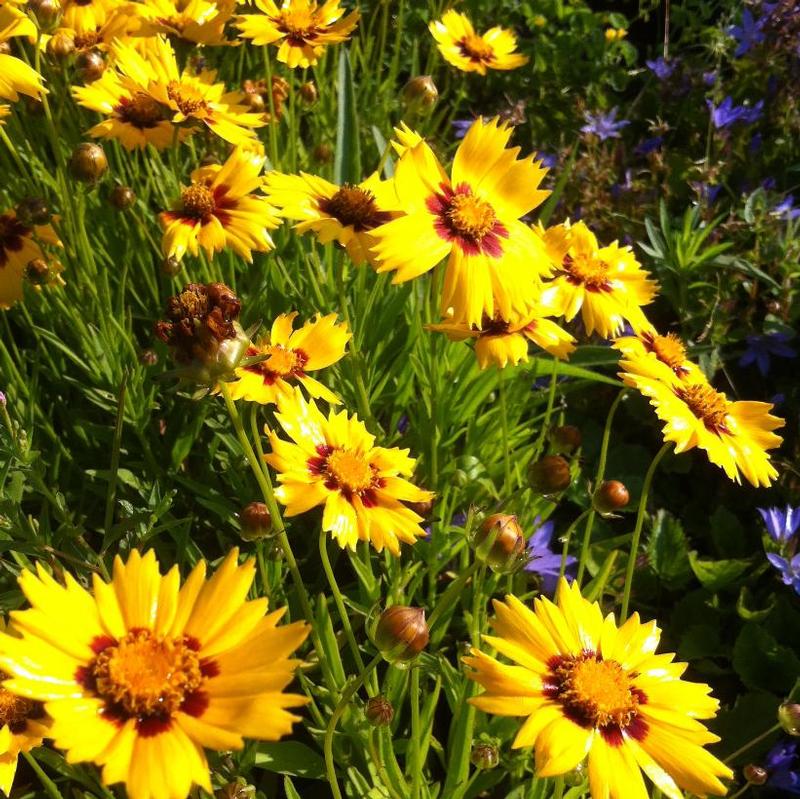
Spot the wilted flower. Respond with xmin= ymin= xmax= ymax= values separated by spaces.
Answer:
xmin=580 ymin=107 xmax=630 ymax=140
xmin=523 ymin=516 xmax=575 ymax=594
xmin=739 ymin=332 xmax=796 ymax=375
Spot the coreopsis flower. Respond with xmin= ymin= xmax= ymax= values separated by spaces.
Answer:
xmin=228 ymin=312 xmax=350 ymax=405
xmin=429 ymin=306 xmax=575 ymax=369
xmin=464 ymin=579 xmax=733 ymax=798
xmin=237 ymin=0 xmax=359 ymax=68
xmin=265 ymin=388 xmax=434 ymax=554
xmin=160 ymin=147 xmax=278 ymax=262
xmin=0 ymin=43 xmax=44 ymax=103
xmin=55 ymin=0 xmax=138 ymax=53
xmin=264 ymin=172 xmax=396 ymax=267
xmin=612 ymin=329 xmax=706 ymax=384
xmin=0 ymin=209 xmax=62 ymax=309
xmin=429 ymin=10 xmax=528 ymax=75
xmin=0 ymin=0 xmax=36 ymax=42
xmin=618 ymin=357 xmax=784 ymax=487
xmin=537 ymin=220 xmax=657 ymax=338
xmin=0 ymin=550 xmax=309 ymax=799
xmin=136 ymin=0 xmax=236 ymax=44
xmin=371 ymin=117 xmax=552 ymax=326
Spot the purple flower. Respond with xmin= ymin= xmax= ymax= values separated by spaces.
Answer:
xmin=635 ymin=136 xmax=663 ymax=155
xmin=452 ymin=119 xmax=474 ymax=140
xmin=759 ymin=506 xmax=800 ymax=544
xmin=646 ymin=56 xmax=677 ymax=80
xmin=451 ymin=511 xmax=467 ymax=528
xmin=702 ymin=70 xmax=718 ymax=86
xmin=396 ymin=414 xmax=410 ymax=435
xmin=707 ymin=96 xmax=763 ymax=128
xmin=765 ymin=739 xmax=800 ymax=793
xmin=767 ymin=552 xmax=800 ymax=593
xmin=728 ymin=8 xmax=765 ymax=57
xmin=581 ymin=107 xmax=630 ymax=141
xmin=524 ymin=516 xmax=576 ymax=595
xmin=691 ymin=182 xmax=721 ymax=204
xmin=773 ymin=194 xmax=800 ymax=220
xmin=535 ymin=151 xmax=558 ymax=168
xmin=739 ymin=331 xmax=797 ymax=375
xmin=749 ymin=132 xmax=763 ymax=152
xmin=762 ymin=177 xmax=777 ymax=190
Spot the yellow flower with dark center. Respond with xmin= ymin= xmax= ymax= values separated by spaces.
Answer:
xmin=429 ymin=306 xmax=575 ymax=369
xmin=137 ymin=0 xmax=236 ymax=44
xmin=429 ymin=10 xmax=528 ymax=75
xmin=237 ymin=0 xmax=359 ymax=68
xmin=0 ymin=550 xmax=309 ymax=799
xmin=54 ymin=0 xmax=139 ymax=53
xmin=465 ymin=579 xmax=733 ymax=799
xmin=370 ymin=117 xmax=552 ymax=326
xmin=537 ymin=220 xmax=657 ymax=338
xmin=618 ymin=358 xmax=784 ymax=487
xmin=264 ymin=171 xmax=397 ymax=266
xmin=613 ymin=329 xmax=706 ymax=384
xmin=58 ymin=0 xmax=128 ymax=35
xmin=228 ymin=312 xmax=350 ymax=404
xmin=160 ymin=147 xmax=279 ymax=262
xmin=0 ymin=209 xmax=62 ymax=309
xmin=265 ymin=388 xmax=434 ymax=554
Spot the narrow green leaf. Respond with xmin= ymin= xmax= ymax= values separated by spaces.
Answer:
xmin=334 ymin=48 xmax=361 ymax=185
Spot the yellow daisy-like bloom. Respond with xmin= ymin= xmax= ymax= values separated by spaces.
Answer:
xmin=429 ymin=306 xmax=575 ymax=369
xmin=618 ymin=357 xmax=784 ymax=487
xmin=265 ymin=388 xmax=434 ymax=554
xmin=0 ymin=550 xmax=309 ymax=799
xmin=0 ymin=620 xmax=50 ymax=795
xmin=56 ymin=0 xmax=139 ymax=52
xmin=229 ymin=312 xmax=350 ymax=405
xmin=0 ymin=53 xmax=44 ymax=103
xmin=58 ymin=0 xmax=129 ymax=36
xmin=137 ymin=0 xmax=236 ymax=45
xmin=465 ymin=579 xmax=733 ymax=799
xmin=537 ymin=220 xmax=657 ymax=338
xmin=264 ymin=171 xmax=397 ymax=267
xmin=0 ymin=209 xmax=62 ymax=309
xmin=237 ymin=0 xmax=359 ymax=68
xmin=160 ymin=147 xmax=279 ymax=262
xmin=612 ymin=329 xmax=705 ymax=384
xmin=371 ymin=117 xmax=552 ymax=326
xmin=0 ymin=0 xmax=36 ymax=42
xmin=429 ymin=10 xmax=528 ymax=75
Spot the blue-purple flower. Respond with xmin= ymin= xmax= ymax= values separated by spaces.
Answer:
xmin=535 ymin=151 xmax=558 ymax=169
xmin=523 ymin=516 xmax=576 ymax=595
xmin=646 ymin=56 xmax=677 ymax=80
xmin=702 ymin=70 xmax=718 ymax=86
xmin=581 ymin=107 xmax=630 ymax=141
xmin=707 ymin=96 xmax=763 ymax=129
xmin=691 ymin=181 xmax=722 ymax=205
xmin=739 ymin=331 xmax=797 ymax=375
xmin=728 ymin=8 xmax=765 ymax=57
xmin=767 ymin=552 xmax=800 ymax=593
xmin=759 ymin=506 xmax=800 ymax=544
xmin=452 ymin=119 xmax=474 ymax=140
xmin=773 ymin=195 xmax=800 ymax=221
xmin=635 ymin=136 xmax=663 ymax=156
xmin=764 ymin=739 xmax=800 ymax=794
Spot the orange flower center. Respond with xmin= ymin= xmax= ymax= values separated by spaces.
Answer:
xmin=181 ymin=184 xmax=216 ymax=219
xmin=458 ymin=34 xmax=494 ymax=64
xmin=446 ymin=193 xmax=497 ymax=240
xmin=319 ymin=185 xmax=390 ymax=232
xmin=277 ymin=7 xmax=319 ymax=44
xmin=117 ymin=92 xmax=168 ymax=130
xmin=546 ymin=652 xmax=646 ymax=742
xmin=264 ymin=344 xmax=302 ymax=376
xmin=90 ymin=630 xmax=202 ymax=718
xmin=326 ymin=448 xmax=375 ymax=493
xmin=167 ymin=80 xmax=207 ymax=116
xmin=0 ymin=673 xmax=42 ymax=733
xmin=73 ymin=30 xmax=100 ymax=49
xmin=675 ymin=383 xmax=730 ymax=434
xmin=562 ymin=253 xmax=612 ymax=292
xmin=643 ymin=332 xmax=689 ymax=374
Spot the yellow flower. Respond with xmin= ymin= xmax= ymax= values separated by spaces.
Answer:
xmin=0 ymin=54 xmax=44 ymax=103
xmin=0 ymin=550 xmax=309 ymax=799
xmin=0 ymin=0 xmax=36 ymax=42
xmin=136 ymin=0 xmax=236 ymax=44
xmin=429 ymin=10 xmax=528 ymax=75
xmin=537 ymin=220 xmax=657 ymax=338
xmin=0 ymin=105 xmax=9 ymax=125
xmin=371 ymin=117 xmax=552 ymax=326
xmin=429 ymin=306 xmax=575 ymax=369
xmin=160 ymin=147 xmax=279 ymax=262
xmin=264 ymin=171 xmax=397 ymax=267
xmin=265 ymin=388 xmax=434 ymax=554
xmin=229 ymin=312 xmax=350 ymax=405
xmin=618 ymin=358 xmax=784 ymax=487
xmin=612 ymin=329 xmax=705 ymax=384
xmin=237 ymin=0 xmax=359 ymax=68
xmin=605 ymin=27 xmax=627 ymax=41
xmin=56 ymin=0 xmax=139 ymax=52
xmin=465 ymin=580 xmax=733 ymax=799
xmin=0 ymin=209 xmax=62 ymax=309
xmin=58 ymin=0 xmax=129 ymax=35
xmin=0 ymin=619 xmax=50 ymax=795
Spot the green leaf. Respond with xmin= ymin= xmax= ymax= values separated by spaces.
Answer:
xmin=334 ymin=48 xmax=361 ymax=185
xmin=736 ymin=585 xmax=775 ymax=622
xmin=688 ymin=552 xmax=750 ymax=592
xmin=254 ymin=742 xmax=326 ymax=780
xmin=732 ymin=623 xmax=800 ymax=693
xmin=646 ymin=510 xmax=692 ymax=589
xmin=709 ymin=506 xmax=747 ymax=558
xmin=283 ymin=777 xmax=302 ymax=799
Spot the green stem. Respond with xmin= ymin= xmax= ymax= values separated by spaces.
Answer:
xmin=324 ymin=653 xmax=383 ymax=799
xmin=368 ymin=729 xmax=406 ymax=799
xmin=620 ymin=442 xmax=671 ymax=620
xmin=532 ymin=358 xmax=560 ymax=460
xmin=724 ymin=722 xmax=781 ymax=765
xmin=410 ymin=665 xmax=421 ymax=799
xmin=498 ymin=369 xmax=512 ymax=489
xmin=559 ymin=509 xmax=590 ymax=581
xmin=427 ymin=561 xmax=479 ymax=632
xmin=727 ymin=786 xmax=750 ymax=799
xmin=552 ymin=776 xmax=565 ymax=799
xmin=22 ymin=752 xmax=65 ymax=799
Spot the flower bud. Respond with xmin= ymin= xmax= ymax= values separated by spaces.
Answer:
xmin=473 ymin=513 xmax=525 ymax=573
xmin=161 ymin=255 xmax=182 ymax=276
xmin=470 ymin=742 xmax=499 ymax=770
xmin=528 ymin=455 xmax=571 ymax=495
xmin=374 ymin=606 xmax=429 ymax=665
xmin=27 ymin=0 xmax=59 ymax=26
xmin=365 ymin=695 xmax=394 ymax=726
xmin=312 ymin=143 xmax=333 ymax=164
xmin=779 ymin=702 xmax=800 ymax=736
xmin=75 ymin=49 xmax=105 ymax=82
xmin=592 ymin=480 xmax=630 ymax=515
xmin=239 ymin=501 xmax=272 ymax=541
xmin=15 ymin=197 xmax=50 ymax=226
xmin=407 ymin=497 xmax=434 ymax=518
xmin=215 ymin=778 xmax=255 ymax=799
xmin=549 ymin=424 xmax=582 ymax=454
xmin=402 ymin=76 xmax=438 ymax=115
xmin=742 ymin=765 xmax=767 ymax=786
xmin=25 ymin=258 xmax=51 ymax=286
xmin=299 ymin=81 xmax=318 ymax=105
xmin=108 ymin=185 xmax=135 ymax=211
xmin=242 ymin=91 xmax=265 ymax=113
xmin=70 ymin=142 xmax=108 ymax=183
xmin=47 ymin=30 xmax=75 ymax=61
xmin=138 ymin=348 xmax=158 ymax=367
